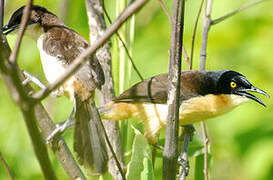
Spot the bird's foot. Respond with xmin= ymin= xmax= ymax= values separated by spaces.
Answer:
xmin=22 ymin=70 xmax=46 ymax=89
xmin=46 ymin=118 xmax=75 ymax=144
xmin=178 ymin=156 xmax=190 ymax=176
xmin=46 ymin=106 xmax=76 ymax=143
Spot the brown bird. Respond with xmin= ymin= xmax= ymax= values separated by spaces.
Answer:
xmin=2 ymin=5 xmax=108 ymax=173
xmin=99 ymin=70 xmax=269 ymax=143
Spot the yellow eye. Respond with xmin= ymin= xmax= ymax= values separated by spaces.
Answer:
xmin=230 ymin=82 xmax=237 ymax=88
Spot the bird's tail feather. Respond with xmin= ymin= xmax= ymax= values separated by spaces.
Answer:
xmin=74 ymin=95 xmax=108 ymax=173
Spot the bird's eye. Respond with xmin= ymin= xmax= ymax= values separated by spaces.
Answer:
xmin=230 ymin=81 xmax=237 ymax=88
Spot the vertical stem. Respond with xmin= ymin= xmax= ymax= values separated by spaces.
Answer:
xmin=199 ymin=0 xmax=213 ymax=180
xmin=163 ymin=0 xmax=185 ymax=179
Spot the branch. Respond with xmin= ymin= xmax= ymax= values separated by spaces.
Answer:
xmin=103 ymin=6 xmax=144 ymax=81
xmin=211 ymin=0 xmax=267 ymax=25
xmin=201 ymin=121 xmax=209 ymax=180
xmin=163 ymin=0 xmax=185 ymax=179
xmin=85 ymin=0 xmax=125 ymax=179
xmin=0 ymin=37 xmax=57 ymax=180
xmin=199 ymin=0 xmax=213 ymax=179
xmin=33 ymin=0 xmax=149 ymax=101
xmin=9 ymin=0 xmax=32 ymax=64
xmin=157 ymin=0 xmax=172 ymax=22
xmin=0 ymin=151 xmax=14 ymax=180
xmin=157 ymin=0 xmax=191 ymax=70
xmin=190 ymin=0 xmax=205 ymax=69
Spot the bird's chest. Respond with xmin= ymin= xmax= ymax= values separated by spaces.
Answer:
xmin=37 ymin=35 xmax=76 ymax=98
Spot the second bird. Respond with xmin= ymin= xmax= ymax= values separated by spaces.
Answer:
xmin=3 ymin=5 xmax=108 ymax=173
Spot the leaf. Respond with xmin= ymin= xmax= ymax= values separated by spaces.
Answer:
xmin=126 ymin=127 xmax=154 ymax=180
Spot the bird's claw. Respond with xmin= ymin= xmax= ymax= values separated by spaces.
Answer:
xmin=178 ymin=156 xmax=190 ymax=176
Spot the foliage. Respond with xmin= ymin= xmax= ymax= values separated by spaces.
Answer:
xmin=0 ymin=0 xmax=272 ymax=179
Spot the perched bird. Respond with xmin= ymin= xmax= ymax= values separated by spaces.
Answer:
xmin=100 ymin=70 xmax=269 ymax=143
xmin=2 ymin=5 xmax=108 ymax=173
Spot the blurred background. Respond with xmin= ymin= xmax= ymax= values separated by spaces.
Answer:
xmin=0 ymin=0 xmax=272 ymax=179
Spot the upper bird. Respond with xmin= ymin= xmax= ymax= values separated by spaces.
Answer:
xmin=100 ymin=70 xmax=269 ymax=143
xmin=2 ymin=5 xmax=108 ymax=173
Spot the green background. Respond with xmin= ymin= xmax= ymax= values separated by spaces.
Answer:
xmin=0 ymin=0 xmax=272 ymax=179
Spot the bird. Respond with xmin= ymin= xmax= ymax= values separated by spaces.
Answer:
xmin=2 ymin=5 xmax=108 ymax=173
xmin=99 ymin=70 xmax=269 ymax=143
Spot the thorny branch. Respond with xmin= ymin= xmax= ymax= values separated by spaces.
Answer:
xmin=163 ymin=0 xmax=185 ymax=179
xmin=33 ymin=0 xmax=149 ymax=101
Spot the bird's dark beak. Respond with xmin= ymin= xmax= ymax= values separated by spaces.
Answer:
xmin=234 ymin=85 xmax=269 ymax=107
xmin=1 ymin=24 xmax=19 ymax=35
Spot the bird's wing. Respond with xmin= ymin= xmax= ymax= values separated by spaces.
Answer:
xmin=42 ymin=26 xmax=105 ymax=90
xmin=113 ymin=71 xmax=206 ymax=104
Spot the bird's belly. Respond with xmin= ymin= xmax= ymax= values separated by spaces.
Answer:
xmin=135 ymin=94 xmax=247 ymax=125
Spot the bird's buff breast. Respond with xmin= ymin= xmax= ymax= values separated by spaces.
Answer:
xmin=104 ymin=94 xmax=247 ymax=125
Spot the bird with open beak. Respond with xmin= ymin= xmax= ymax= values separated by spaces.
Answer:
xmin=2 ymin=5 xmax=108 ymax=173
xmin=99 ymin=70 xmax=269 ymax=143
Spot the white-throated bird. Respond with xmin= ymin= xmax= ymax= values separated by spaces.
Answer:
xmin=99 ymin=70 xmax=269 ymax=143
xmin=2 ymin=5 xmax=108 ymax=173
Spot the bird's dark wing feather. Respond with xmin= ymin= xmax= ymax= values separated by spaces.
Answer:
xmin=114 ymin=71 xmax=208 ymax=104
xmin=42 ymin=26 xmax=105 ymax=90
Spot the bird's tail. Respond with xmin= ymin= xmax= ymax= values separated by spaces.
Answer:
xmin=73 ymin=94 xmax=108 ymax=173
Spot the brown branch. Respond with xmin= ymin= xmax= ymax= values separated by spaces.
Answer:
xmin=211 ymin=0 xmax=267 ymax=25
xmin=103 ymin=6 xmax=144 ymax=81
xmin=163 ymin=0 xmax=185 ymax=179
xmin=199 ymin=0 xmax=212 ymax=179
xmin=9 ymin=0 xmax=32 ymax=64
xmin=0 ymin=37 xmax=57 ymax=180
xmin=199 ymin=0 xmax=212 ymax=70
xmin=0 ymin=151 xmax=14 ymax=180
xmin=190 ymin=0 xmax=205 ymax=69
xmin=33 ymin=0 xmax=149 ymax=101
xmin=85 ymin=0 xmax=125 ymax=179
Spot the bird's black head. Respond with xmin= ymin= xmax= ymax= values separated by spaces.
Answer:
xmin=1 ymin=5 xmax=54 ymax=35
xmin=216 ymin=70 xmax=269 ymax=106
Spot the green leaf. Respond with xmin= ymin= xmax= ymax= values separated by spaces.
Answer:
xmin=126 ymin=127 xmax=154 ymax=180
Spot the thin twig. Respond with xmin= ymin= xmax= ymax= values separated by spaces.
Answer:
xmin=190 ymin=0 xmax=205 ymax=69
xmin=163 ymin=0 xmax=185 ymax=179
xmin=199 ymin=0 xmax=212 ymax=70
xmin=211 ymin=0 xmax=267 ymax=25
xmin=157 ymin=0 xmax=190 ymax=70
xmin=33 ymin=0 xmax=149 ymax=101
xmin=199 ymin=0 xmax=213 ymax=179
xmin=201 ymin=121 xmax=209 ymax=180
xmin=9 ymin=0 xmax=33 ymax=64
xmin=0 ymin=151 xmax=14 ymax=180
xmin=0 ymin=0 xmax=4 ymax=28
xmin=103 ymin=7 xmax=144 ymax=81
xmin=0 ymin=38 xmax=57 ymax=180
xmin=157 ymin=0 xmax=172 ymax=22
